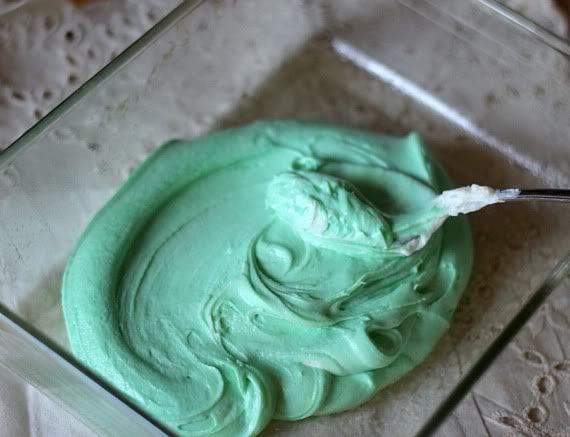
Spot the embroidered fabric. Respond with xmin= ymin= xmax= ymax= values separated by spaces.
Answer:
xmin=441 ymin=288 xmax=570 ymax=436
xmin=0 ymin=0 xmax=179 ymax=149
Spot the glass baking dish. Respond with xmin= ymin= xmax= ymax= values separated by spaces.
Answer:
xmin=1 ymin=0 xmax=570 ymax=435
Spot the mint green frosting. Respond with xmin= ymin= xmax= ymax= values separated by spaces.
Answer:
xmin=62 ymin=121 xmax=473 ymax=436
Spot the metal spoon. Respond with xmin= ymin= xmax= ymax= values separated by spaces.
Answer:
xmin=502 ymin=189 xmax=570 ymax=202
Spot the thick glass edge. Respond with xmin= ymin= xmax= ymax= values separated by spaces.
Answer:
xmin=416 ymin=250 xmax=570 ymax=436
xmin=0 ymin=0 xmax=206 ymax=170
xmin=0 ymin=305 xmax=171 ymax=435
xmin=477 ymin=0 xmax=570 ymax=57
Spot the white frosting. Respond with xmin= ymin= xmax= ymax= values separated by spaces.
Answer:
xmin=434 ymin=184 xmax=520 ymax=216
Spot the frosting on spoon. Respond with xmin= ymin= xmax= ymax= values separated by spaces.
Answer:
xmin=63 ymin=121 xmax=473 ymax=436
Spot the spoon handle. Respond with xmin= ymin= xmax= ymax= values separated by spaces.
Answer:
xmin=507 ymin=189 xmax=570 ymax=202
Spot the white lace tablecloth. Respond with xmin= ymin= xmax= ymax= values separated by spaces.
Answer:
xmin=0 ymin=0 xmax=569 ymax=435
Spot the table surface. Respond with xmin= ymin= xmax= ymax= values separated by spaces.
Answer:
xmin=0 ymin=0 xmax=569 ymax=435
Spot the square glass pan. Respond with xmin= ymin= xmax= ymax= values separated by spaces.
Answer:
xmin=1 ymin=0 xmax=570 ymax=435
